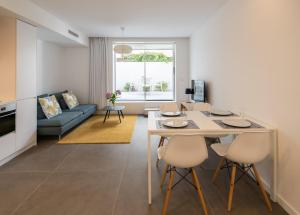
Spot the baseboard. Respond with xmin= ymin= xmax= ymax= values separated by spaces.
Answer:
xmin=260 ymin=177 xmax=299 ymax=215
xmin=0 ymin=142 xmax=36 ymax=167
xmin=277 ymin=194 xmax=300 ymax=215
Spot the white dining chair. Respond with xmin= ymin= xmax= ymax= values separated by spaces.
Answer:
xmin=211 ymin=132 xmax=272 ymax=212
xmin=192 ymin=102 xmax=226 ymax=143
xmin=158 ymin=135 xmax=209 ymax=215
xmin=192 ymin=102 xmax=212 ymax=111
xmin=156 ymin=102 xmax=180 ymax=166
xmin=159 ymin=102 xmax=180 ymax=112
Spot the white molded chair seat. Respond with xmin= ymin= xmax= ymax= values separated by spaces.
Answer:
xmin=210 ymin=143 xmax=231 ymax=157
xmin=158 ymin=135 xmax=208 ymax=168
xmin=211 ymin=132 xmax=272 ymax=212
xmin=158 ymin=135 xmax=209 ymax=215
xmin=211 ymin=132 xmax=271 ymax=164
xmin=159 ymin=102 xmax=179 ymax=112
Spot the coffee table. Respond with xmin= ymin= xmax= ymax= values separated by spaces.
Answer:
xmin=103 ymin=105 xmax=125 ymax=123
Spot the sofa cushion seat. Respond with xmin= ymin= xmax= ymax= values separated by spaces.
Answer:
xmin=37 ymin=111 xmax=83 ymax=127
xmin=63 ymin=104 xmax=97 ymax=114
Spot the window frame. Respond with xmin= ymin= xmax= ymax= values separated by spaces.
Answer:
xmin=113 ymin=42 xmax=176 ymax=102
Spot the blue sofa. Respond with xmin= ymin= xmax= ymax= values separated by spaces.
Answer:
xmin=37 ymin=91 xmax=97 ymax=138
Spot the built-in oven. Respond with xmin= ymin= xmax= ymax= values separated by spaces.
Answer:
xmin=0 ymin=102 xmax=16 ymax=137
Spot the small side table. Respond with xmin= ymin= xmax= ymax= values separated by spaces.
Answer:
xmin=103 ymin=105 xmax=125 ymax=123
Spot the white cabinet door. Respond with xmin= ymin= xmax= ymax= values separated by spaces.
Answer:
xmin=0 ymin=132 xmax=16 ymax=161
xmin=16 ymin=20 xmax=37 ymax=100
xmin=16 ymin=98 xmax=37 ymax=151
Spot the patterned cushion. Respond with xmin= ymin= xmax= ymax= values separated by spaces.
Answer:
xmin=38 ymin=95 xmax=62 ymax=119
xmin=62 ymin=92 xmax=79 ymax=110
xmin=50 ymin=90 xmax=68 ymax=110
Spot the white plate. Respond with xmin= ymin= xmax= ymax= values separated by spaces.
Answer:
xmin=211 ymin=109 xmax=232 ymax=116
xmin=161 ymin=111 xmax=181 ymax=117
xmin=162 ymin=119 xmax=189 ymax=128
xmin=222 ymin=119 xmax=251 ymax=128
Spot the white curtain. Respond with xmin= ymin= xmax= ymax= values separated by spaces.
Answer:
xmin=89 ymin=37 xmax=109 ymax=109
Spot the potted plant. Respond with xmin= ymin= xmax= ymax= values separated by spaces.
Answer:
xmin=106 ymin=90 xmax=121 ymax=106
xmin=123 ymin=83 xmax=131 ymax=92
xmin=143 ymin=85 xmax=151 ymax=92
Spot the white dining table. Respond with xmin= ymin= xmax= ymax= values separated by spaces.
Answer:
xmin=147 ymin=111 xmax=278 ymax=205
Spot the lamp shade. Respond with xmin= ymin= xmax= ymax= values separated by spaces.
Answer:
xmin=113 ymin=44 xmax=132 ymax=54
xmin=185 ymin=88 xmax=194 ymax=94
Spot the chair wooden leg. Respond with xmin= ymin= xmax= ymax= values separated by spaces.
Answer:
xmin=212 ymin=157 xmax=225 ymax=183
xmin=252 ymin=165 xmax=273 ymax=212
xmin=162 ymin=169 xmax=175 ymax=215
xmin=228 ymin=163 xmax=237 ymax=211
xmin=156 ymin=137 xmax=166 ymax=167
xmin=158 ymin=136 xmax=165 ymax=147
xmin=160 ymin=164 xmax=170 ymax=189
xmin=191 ymin=168 xmax=208 ymax=215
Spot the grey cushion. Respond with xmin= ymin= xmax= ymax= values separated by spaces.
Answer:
xmin=37 ymin=94 xmax=48 ymax=120
xmin=50 ymin=90 xmax=68 ymax=110
xmin=37 ymin=111 xmax=82 ymax=127
xmin=63 ymin=104 xmax=97 ymax=114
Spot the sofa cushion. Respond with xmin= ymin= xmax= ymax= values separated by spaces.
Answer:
xmin=37 ymin=111 xmax=82 ymax=127
xmin=63 ymin=104 xmax=97 ymax=114
xmin=37 ymin=94 xmax=48 ymax=120
xmin=50 ymin=90 xmax=68 ymax=110
xmin=62 ymin=92 xmax=79 ymax=109
xmin=38 ymin=96 xmax=63 ymax=119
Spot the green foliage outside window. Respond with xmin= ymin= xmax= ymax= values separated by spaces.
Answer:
xmin=122 ymin=52 xmax=172 ymax=63
xmin=123 ymin=82 xmax=136 ymax=92
xmin=154 ymin=81 xmax=169 ymax=92
xmin=123 ymin=82 xmax=131 ymax=92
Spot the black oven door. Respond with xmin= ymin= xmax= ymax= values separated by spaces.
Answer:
xmin=0 ymin=110 xmax=16 ymax=137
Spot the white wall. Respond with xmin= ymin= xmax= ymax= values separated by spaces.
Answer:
xmin=190 ymin=0 xmax=300 ymax=214
xmin=37 ymin=40 xmax=89 ymax=103
xmin=37 ymin=40 xmax=65 ymax=95
xmin=63 ymin=47 xmax=89 ymax=103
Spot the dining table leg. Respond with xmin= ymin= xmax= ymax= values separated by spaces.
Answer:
xmin=148 ymin=133 xmax=152 ymax=205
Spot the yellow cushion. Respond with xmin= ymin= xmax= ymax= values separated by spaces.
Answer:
xmin=62 ymin=92 xmax=79 ymax=109
xmin=38 ymin=95 xmax=62 ymax=119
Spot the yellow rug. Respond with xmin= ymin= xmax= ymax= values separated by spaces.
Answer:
xmin=58 ymin=115 xmax=137 ymax=144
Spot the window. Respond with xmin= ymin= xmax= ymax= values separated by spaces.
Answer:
xmin=113 ymin=43 xmax=175 ymax=101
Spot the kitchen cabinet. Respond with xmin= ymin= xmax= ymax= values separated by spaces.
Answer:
xmin=0 ymin=132 xmax=16 ymax=161
xmin=0 ymin=18 xmax=37 ymax=165
xmin=16 ymin=20 xmax=37 ymax=100
xmin=16 ymin=98 xmax=37 ymax=151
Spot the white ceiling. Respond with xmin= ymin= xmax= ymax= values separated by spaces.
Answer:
xmin=29 ymin=0 xmax=228 ymax=37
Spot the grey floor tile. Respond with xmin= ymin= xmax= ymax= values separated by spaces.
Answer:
xmin=0 ymin=172 xmax=48 ymax=215
xmin=57 ymin=144 xmax=130 ymax=172
xmin=13 ymin=171 xmax=122 ymax=215
xmin=0 ymin=144 xmax=78 ymax=172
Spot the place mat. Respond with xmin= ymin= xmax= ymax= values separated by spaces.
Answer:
xmin=201 ymin=111 xmax=238 ymax=117
xmin=213 ymin=120 xmax=264 ymax=129
xmin=156 ymin=120 xmax=199 ymax=129
xmin=154 ymin=111 xmax=187 ymax=117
